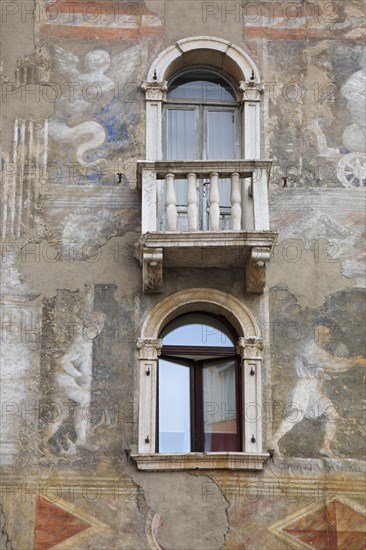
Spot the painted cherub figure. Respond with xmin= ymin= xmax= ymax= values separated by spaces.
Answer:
xmin=53 ymin=46 xmax=115 ymax=118
xmin=271 ymin=321 xmax=366 ymax=458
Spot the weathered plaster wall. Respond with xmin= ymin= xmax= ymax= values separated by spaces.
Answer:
xmin=1 ymin=0 xmax=365 ymax=548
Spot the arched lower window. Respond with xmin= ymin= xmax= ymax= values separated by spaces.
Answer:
xmin=134 ymin=290 xmax=267 ymax=471
xmin=157 ymin=313 xmax=241 ymax=453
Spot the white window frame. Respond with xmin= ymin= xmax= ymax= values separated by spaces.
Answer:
xmin=132 ymin=289 xmax=269 ymax=471
xmin=141 ymin=36 xmax=264 ymax=162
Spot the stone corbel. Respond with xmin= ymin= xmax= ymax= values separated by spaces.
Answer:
xmin=141 ymin=80 xmax=168 ymax=101
xmin=239 ymin=80 xmax=264 ymax=102
xmin=142 ymin=247 xmax=163 ymax=293
xmin=246 ymin=247 xmax=272 ymax=293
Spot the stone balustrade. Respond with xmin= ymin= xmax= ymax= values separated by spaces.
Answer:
xmin=137 ymin=160 xmax=272 ymax=234
xmin=136 ymin=160 xmax=277 ymax=293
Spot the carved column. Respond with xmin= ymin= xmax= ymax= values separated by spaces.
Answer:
xmin=239 ymin=81 xmax=264 ymax=160
xmin=136 ymin=338 xmax=162 ymax=453
xmin=237 ymin=337 xmax=264 ymax=453
xmin=141 ymin=81 xmax=167 ymax=160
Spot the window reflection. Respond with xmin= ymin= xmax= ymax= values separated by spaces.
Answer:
xmin=168 ymin=72 xmax=236 ymax=102
xmin=203 ymin=359 xmax=238 ymax=451
xmin=161 ymin=313 xmax=235 ymax=347
xmin=158 ymin=359 xmax=191 ymax=453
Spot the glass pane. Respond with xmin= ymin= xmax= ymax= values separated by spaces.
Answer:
xmin=208 ymin=110 xmax=236 ymax=207
xmin=158 ymin=359 xmax=191 ymax=452
xmin=202 ymin=359 xmax=239 ymax=451
xmin=168 ymin=72 xmax=236 ymax=102
xmin=167 ymin=109 xmax=195 ymax=205
xmin=167 ymin=109 xmax=195 ymax=161
xmin=207 ymin=111 xmax=235 ymax=159
xmin=161 ymin=314 xmax=235 ymax=347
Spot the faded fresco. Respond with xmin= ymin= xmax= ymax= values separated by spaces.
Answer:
xmin=271 ymin=321 xmax=366 ymax=458
xmin=47 ymin=43 xmax=144 ymax=183
xmin=269 ymin=289 xmax=366 ymax=461
xmin=0 ymin=0 xmax=365 ymax=549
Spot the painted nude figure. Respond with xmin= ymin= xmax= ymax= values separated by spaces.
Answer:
xmin=44 ymin=311 xmax=105 ymax=454
xmin=271 ymin=323 xmax=366 ymax=458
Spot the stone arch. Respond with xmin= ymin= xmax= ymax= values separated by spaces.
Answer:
xmin=141 ymin=288 xmax=260 ymax=340
xmin=142 ymin=36 xmax=263 ymax=160
xmin=147 ymin=36 xmax=261 ymax=84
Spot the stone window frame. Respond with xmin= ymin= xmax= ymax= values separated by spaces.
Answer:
xmin=132 ymin=289 xmax=269 ymax=471
xmin=141 ymin=36 xmax=264 ymax=161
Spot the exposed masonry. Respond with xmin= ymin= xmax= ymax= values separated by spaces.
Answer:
xmin=188 ymin=472 xmax=231 ymax=550
xmin=131 ymin=468 xmax=229 ymax=549
xmin=0 ymin=502 xmax=12 ymax=550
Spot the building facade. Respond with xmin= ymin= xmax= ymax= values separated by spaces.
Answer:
xmin=1 ymin=0 xmax=365 ymax=548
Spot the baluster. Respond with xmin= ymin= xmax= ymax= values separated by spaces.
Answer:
xmin=165 ymin=173 xmax=177 ymax=231
xmin=187 ymin=172 xmax=198 ymax=231
xmin=230 ymin=172 xmax=241 ymax=230
xmin=209 ymin=172 xmax=220 ymax=231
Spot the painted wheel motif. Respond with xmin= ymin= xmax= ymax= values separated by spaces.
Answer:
xmin=337 ymin=153 xmax=366 ymax=188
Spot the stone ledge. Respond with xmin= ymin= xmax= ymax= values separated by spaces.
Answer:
xmin=131 ymin=452 xmax=270 ymax=471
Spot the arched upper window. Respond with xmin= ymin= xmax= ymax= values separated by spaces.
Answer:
xmin=164 ymin=69 xmax=240 ymax=163
xmin=163 ymin=69 xmax=241 ymax=219
xmin=158 ymin=313 xmax=241 ymax=454
xmin=142 ymin=37 xmax=263 ymax=161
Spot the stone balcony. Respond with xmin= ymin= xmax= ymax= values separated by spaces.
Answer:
xmin=136 ymin=160 xmax=278 ymax=293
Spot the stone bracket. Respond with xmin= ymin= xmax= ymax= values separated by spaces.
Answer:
xmin=246 ymin=246 xmax=272 ymax=293
xmin=142 ymin=247 xmax=163 ymax=293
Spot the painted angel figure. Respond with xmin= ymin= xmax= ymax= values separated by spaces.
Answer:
xmin=49 ymin=44 xmax=140 ymax=166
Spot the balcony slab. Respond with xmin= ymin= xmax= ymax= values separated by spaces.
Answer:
xmin=136 ymin=231 xmax=278 ymax=292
